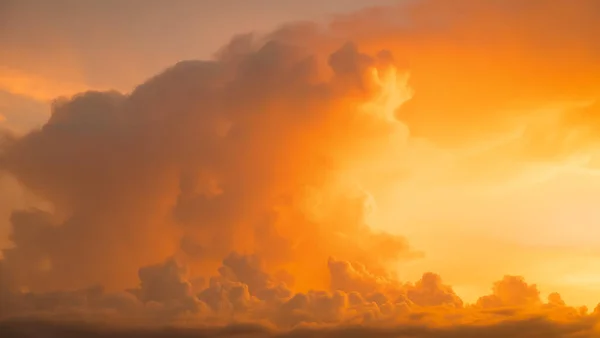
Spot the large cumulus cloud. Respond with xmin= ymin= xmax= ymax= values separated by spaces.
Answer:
xmin=0 ymin=28 xmax=424 ymax=325
xmin=2 ymin=0 xmax=600 ymax=336
xmin=0 ymin=38 xmax=417 ymax=295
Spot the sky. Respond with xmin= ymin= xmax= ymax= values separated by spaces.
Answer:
xmin=2 ymin=0 xmax=600 ymax=337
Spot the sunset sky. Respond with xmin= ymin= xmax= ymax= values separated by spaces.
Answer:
xmin=2 ymin=1 xmax=600 ymax=337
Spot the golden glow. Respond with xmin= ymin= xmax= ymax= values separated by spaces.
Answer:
xmin=1 ymin=0 xmax=600 ymax=335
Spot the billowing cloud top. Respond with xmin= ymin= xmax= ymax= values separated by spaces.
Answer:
xmin=1 ymin=0 xmax=600 ymax=337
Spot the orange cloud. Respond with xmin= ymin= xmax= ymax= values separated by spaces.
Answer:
xmin=0 ymin=41 xmax=418 ymax=296
xmin=1 ymin=0 xmax=600 ymax=336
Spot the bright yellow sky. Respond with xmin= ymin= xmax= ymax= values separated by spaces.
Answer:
xmin=2 ymin=0 xmax=600 ymax=333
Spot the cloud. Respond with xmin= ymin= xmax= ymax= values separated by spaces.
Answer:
xmin=2 ymin=253 xmax=596 ymax=330
xmin=0 ymin=39 xmax=418 ymax=297
xmin=406 ymin=273 xmax=463 ymax=308
xmin=476 ymin=276 xmax=542 ymax=309
xmin=1 ymin=317 xmax=599 ymax=338
xmin=1 ymin=0 xmax=600 ymax=335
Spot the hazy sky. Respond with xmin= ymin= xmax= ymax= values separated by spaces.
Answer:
xmin=2 ymin=1 xmax=600 ymax=337
xmin=0 ymin=0 xmax=401 ymax=96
